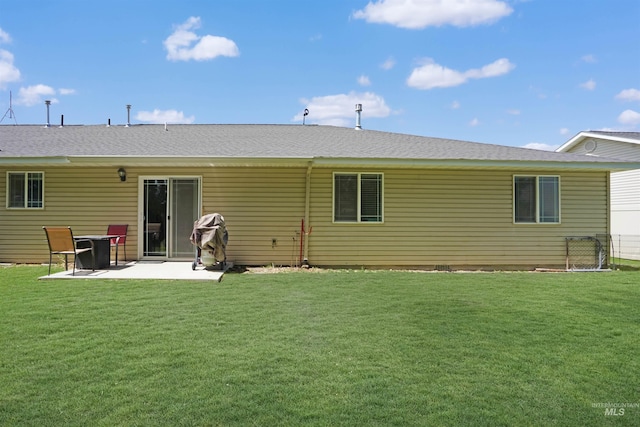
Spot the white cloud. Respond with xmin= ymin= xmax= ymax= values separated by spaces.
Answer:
xmin=523 ymin=143 xmax=558 ymax=151
xmin=507 ymin=109 xmax=520 ymax=115
xmin=615 ymin=88 xmax=640 ymax=102
xmin=408 ymin=61 xmax=466 ymax=89
xmin=407 ymin=58 xmax=515 ymax=90
xmin=309 ymin=33 xmax=322 ymax=42
xmin=13 ymin=85 xmax=75 ymax=106
xmin=352 ymin=0 xmax=512 ymax=29
xmin=580 ymin=79 xmax=596 ymax=91
xmin=380 ymin=57 xmax=396 ymax=70
xmin=0 ymin=28 xmax=20 ymax=89
xmin=581 ymin=54 xmax=597 ymax=63
xmin=136 ymin=109 xmax=195 ymax=124
xmin=451 ymin=100 xmax=460 ymax=109
xmin=15 ymin=84 xmax=57 ymax=106
xmin=469 ymin=118 xmax=480 ymax=127
xmin=466 ymin=58 xmax=515 ymax=78
xmin=559 ymin=128 xmax=570 ymax=135
xmin=357 ymin=75 xmax=371 ymax=86
xmin=617 ymin=109 xmax=640 ymax=126
xmin=0 ymin=49 xmax=20 ymax=89
xmin=164 ymin=17 xmax=239 ymax=62
xmin=0 ymin=27 xmax=11 ymax=44
xmin=294 ymin=91 xmax=392 ymax=127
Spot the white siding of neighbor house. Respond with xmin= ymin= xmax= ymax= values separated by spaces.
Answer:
xmin=566 ymin=138 xmax=640 ymax=259
xmin=0 ymin=165 xmax=609 ymax=269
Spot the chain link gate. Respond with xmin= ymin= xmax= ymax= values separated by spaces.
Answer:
xmin=565 ymin=236 xmax=606 ymax=271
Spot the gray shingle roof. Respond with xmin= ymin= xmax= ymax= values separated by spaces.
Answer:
xmin=0 ymin=124 xmax=637 ymax=169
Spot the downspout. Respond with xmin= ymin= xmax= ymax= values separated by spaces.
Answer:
xmin=606 ymin=171 xmax=611 ymax=267
xmin=302 ymin=161 xmax=313 ymax=266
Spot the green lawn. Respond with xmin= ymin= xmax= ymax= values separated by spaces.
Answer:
xmin=1 ymin=266 xmax=638 ymax=426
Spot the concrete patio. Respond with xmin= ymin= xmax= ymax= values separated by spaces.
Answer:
xmin=39 ymin=261 xmax=232 ymax=282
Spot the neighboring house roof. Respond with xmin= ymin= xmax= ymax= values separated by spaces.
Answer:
xmin=1 ymin=124 xmax=639 ymax=170
xmin=557 ymin=131 xmax=640 ymax=152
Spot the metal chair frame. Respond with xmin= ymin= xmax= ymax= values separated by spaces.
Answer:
xmin=107 ymin=224 xmax=128 ymax=266
xmin=43 ymin=226 xmax=95 ymax=275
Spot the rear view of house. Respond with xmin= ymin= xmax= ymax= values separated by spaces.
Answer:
xmin=2 ymin=123 xmax=639 ymax=270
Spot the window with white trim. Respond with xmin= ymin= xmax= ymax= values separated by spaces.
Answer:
xmin=514 ymin=175 xmax=559 ymax=223
xmin=7 ymin=172 xmax=44 ymax=209
xmin=334 ymin=173 xmax=383 ymax=223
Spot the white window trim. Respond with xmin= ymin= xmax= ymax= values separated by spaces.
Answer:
xmin=332 ymin=172 xmax=384 ymax=224
xmin=6 ymin=171 xmax=45 ymax=210
xmin=513 ymin=175 xmax=561 ymax=224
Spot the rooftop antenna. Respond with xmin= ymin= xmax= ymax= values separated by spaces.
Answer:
xmin=302 ymin=108 xmax=309 ymax=125
xmin=1 ymin=91 xmax=18 ymax=125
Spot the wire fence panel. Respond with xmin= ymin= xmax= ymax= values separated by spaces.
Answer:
xmin=566 ymin=237 xmax=604 ymax=271
xmin=610 ymin=234 xmax=640 ymax=261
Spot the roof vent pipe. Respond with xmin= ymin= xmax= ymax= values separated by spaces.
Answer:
xmin=44 ymin=100 xmax=51 ymax=128
xmin=126 ymin=104 xmax=131 ymax=127
xmin=59 ymin=114 xmax=64 ymax=128
xmin=355 ymin=104 xmax=362 ymax=130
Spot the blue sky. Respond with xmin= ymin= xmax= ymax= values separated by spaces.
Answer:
xmin=1 ymin=0 xmax=639 ymax=150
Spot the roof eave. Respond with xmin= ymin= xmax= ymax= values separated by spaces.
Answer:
xmin=312 ymin=157 xmax=640 ymax=171
xmin=1 ymin=156 xmax=638 ymax=172
xmin=557 ymin=131 xmax=640 ymax=152
xmin=0 ymin=156 xmax=71 ymax=165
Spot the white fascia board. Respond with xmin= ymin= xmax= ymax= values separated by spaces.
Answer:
xmin=556 ymin=132 xmax=588 ymax=152
xmin=557 ymin=131 xmax=640 ymax=152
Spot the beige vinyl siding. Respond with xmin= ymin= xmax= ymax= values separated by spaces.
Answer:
xmin=200 ymin=167 xmax=307 ymax=266
xmin=0 ymin=165 xmax=307 ymax=265
xmin=0 ymin=164 xmax=609 ymax=269
xmin=307 ymin=168 xmax=607 ymax=269
xmin=0 ymin=166 xmax=138 ymax=264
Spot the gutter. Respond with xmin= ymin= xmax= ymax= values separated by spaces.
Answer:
xmin=0 ymin=157 xmax=70 ymax=165
xmin=2 ymin=155 xmax=638 ymax=172
xmin=311 ymin=157 xmax=640 ymax=172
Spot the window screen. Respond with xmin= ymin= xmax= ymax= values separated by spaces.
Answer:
xmin=514 ymin=175 xmax=559 ymax=224
xmin=334 ymin=173 xmax=383 ymax=223
xmin=8 ymin=172 xmax=44 ymax=209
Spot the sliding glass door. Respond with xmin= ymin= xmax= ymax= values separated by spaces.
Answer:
xmin=141 ymin=177 xmax=200 ymax=259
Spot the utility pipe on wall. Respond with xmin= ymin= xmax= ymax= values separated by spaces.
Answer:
xmin=302 ymin=162 xmax=313 ymax=266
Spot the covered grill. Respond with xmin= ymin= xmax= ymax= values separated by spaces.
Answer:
xmin=189 ymin=213 xmax=228 ymax=270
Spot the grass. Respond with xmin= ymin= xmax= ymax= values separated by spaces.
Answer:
xmin=614 ymin=258 xmax=640 ymax=271
xmin=1 ymin=266 xmax=639 ymax=426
